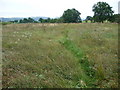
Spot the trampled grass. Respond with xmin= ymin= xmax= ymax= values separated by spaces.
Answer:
xmin=2 ymin=23 xmax=118 ymax=88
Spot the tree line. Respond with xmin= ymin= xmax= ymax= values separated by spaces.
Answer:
xmin=9 ymin=2 xmax=120 ymax=23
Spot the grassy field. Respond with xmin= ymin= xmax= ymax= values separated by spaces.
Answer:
xmin=2 ymin=23 xmax=118 ymax=88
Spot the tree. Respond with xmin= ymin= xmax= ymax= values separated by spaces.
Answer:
xmin=39 ymin=18 xmax=43 ymax=23
xmin=85 ymin=16 xmax=93 ymax=23
xmin=47 ymin=18 xmax=51 ymax=23
xmin=19 ymin=19 xmax=23 ymax=23
xmin=62 ymin=8 xmax=82 ymax=23
xmin=19 ymin=18 xmax=28 ymax=23
xmin=114 ymin=14 xmax=120 ymax=23
xmin=109 ymin=14 xmax=120 ymax=23
xmin=13 ymin=20 xmax=18 ymax=23
xmin=19 ymin=18 xmax=37 ymax=23
xmin=57 ymin=17 xmax=64 ymax=23
xmin=49 ymin=18 xmax=56 ymax=23
xmin=92 ymin=2 xmax=114 ymax=23
xmin=27 ymin=17 xmax=35 ymax=23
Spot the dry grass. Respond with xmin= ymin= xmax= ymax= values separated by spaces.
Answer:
xmin=2 ymin=23 xmax=118 ymax=88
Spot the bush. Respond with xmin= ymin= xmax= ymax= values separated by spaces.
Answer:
xmin=2 ymin=22 xmax=13 ymax=25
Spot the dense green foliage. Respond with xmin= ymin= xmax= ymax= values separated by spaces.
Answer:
xmin=92 ymin=2 xmax=114 ymax=23
xmin=62 ymin=8 xmax=82 ymax=23
xmin=109 ymin=14 xmax=120 ymax=23
xmin=39 ymin=18 xmax=63 ymax=23
xmin=19 ymin=17 xmax=37 ymax=23
xmin=85 ymin=16 xmax=93 ymax=23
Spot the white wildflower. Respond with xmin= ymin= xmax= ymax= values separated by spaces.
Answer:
xmin=49 ymin=40 xmax=52 ymax=42
xmin=15 ymin=41 xmax=18 ymax=44
xmin=22 ymin=35 xmax=24 ymax=37
xmin=13 ymin=35 xmax=15 ymax=37
xmin=80 ymin=80 xmax=87 ymax=87
xmin=18 ymin=39 xmax=20 ymax=41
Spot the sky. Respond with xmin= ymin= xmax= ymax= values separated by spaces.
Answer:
xmin=0 ymin=0 xmax=119 ymax=19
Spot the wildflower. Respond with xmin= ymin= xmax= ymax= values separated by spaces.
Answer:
xmin=49 ymin=40 xmax=52 ymax=42
xmin=22 ymin=35 xmax=24 ymax=37
xmin=13 ymin=35 xmax=15 ymax=37
xmin=80 ymin=80 xmax=87 ymax=87
xmin=102 ymin=47 xmax=104 ymax=49
xmin=18 ymin=39 xmax=20 ymax=41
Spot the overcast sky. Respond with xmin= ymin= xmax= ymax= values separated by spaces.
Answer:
xmin=0 ymin=0 xmax=119 ymax=19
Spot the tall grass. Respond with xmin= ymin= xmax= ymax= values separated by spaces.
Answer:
xmin=2 ymin=23 xmax=118 ymax=88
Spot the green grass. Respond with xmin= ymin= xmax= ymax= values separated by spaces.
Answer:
xmin=59 ymin=37 xmax=96 ymax=87
xmin=2 ymin=23 xmax=118 ymax=88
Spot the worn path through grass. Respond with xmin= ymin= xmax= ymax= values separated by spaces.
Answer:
xmin=59 ymin=35 xmax=97 ymax=87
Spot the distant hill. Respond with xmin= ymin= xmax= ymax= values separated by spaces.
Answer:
xmin=0 ymin=17 xmax=49 ymax=22
xmin=32 ymin=17 xmax=49 ymax=21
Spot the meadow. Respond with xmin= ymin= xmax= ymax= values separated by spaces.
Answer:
xmin=2 ymin=23 xmax=118 ymax=88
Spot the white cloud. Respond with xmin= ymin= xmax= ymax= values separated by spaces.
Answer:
xmin=0 ymin=0 xmax=119 ymax=18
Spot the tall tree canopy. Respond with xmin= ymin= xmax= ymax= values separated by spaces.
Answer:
xmin=62 ymin=8 xmax=82 ymax=23
xmin=92 ymin=2 xmax=114 ymax=23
